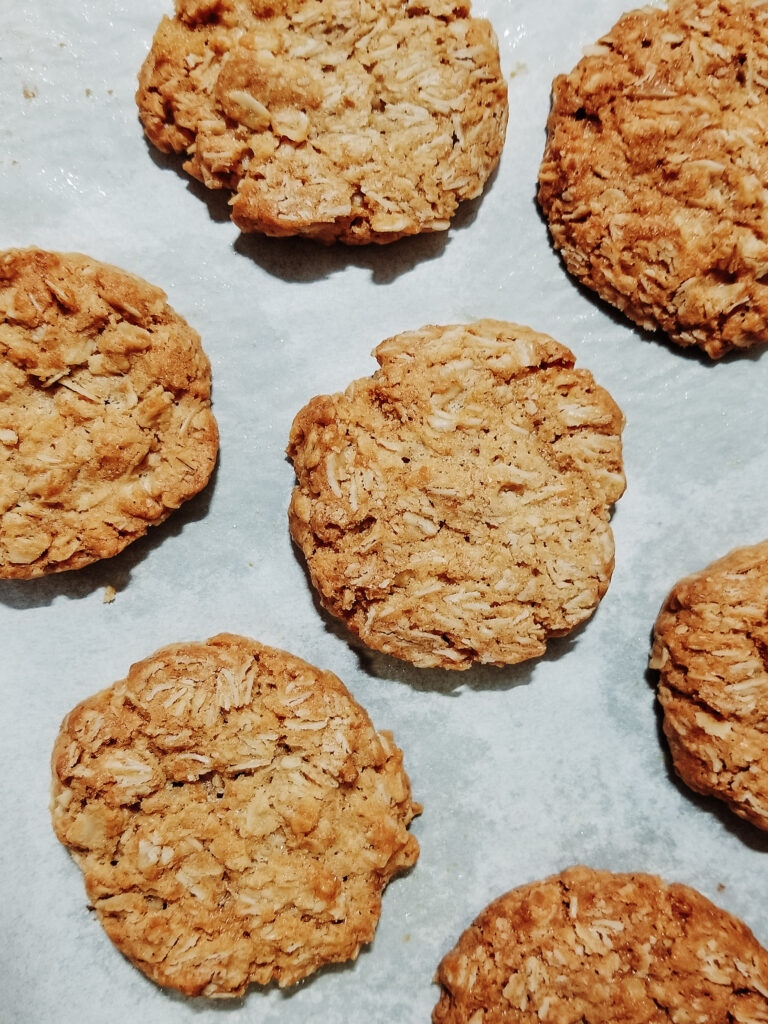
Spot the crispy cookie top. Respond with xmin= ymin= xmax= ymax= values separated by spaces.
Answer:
xmin=433 ymin=865 xmax=768 ymax=1023
xmin=0 ymin=248 xmax=218 ymax=578
xmin=538 ymin=0 xmax=768 ymax=358
xmin=51 ymin=634 xmax=420 ymax=996
xmin=287 ymin=320 xmax=625 ymax=670
xmin=136 ymin=0 xmax=508 ymax=244
xmin=650 ymin=539 xmax=768 ymax=831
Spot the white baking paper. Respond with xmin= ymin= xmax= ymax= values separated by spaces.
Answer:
xmin=2 ymin=1 xmax=768 ymax=1021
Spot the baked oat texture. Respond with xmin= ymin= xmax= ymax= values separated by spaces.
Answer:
xmin=538 ymin=0 xmax=768 ymax=359
xmin=136 ymin=0 xmax=508 ymax=244
xmin=650 ymin=539 xmax=768 ymax=831
xmin=51 ymin=633 xmax=420 ymax=996
xmin=0 ymin=248 xmax=218 ymax=579
xmin=287 ymin=320 xmax=625 ymax=670
xmin=433 ymin=865 xmax=768 ymax=1023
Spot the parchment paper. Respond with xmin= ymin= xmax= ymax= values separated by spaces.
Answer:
xmin=2 ymin=1 xmax=767 ymax=1021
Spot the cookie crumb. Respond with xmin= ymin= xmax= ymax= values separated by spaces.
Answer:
xmin=102 ymin=585 xmax=116 ymax=604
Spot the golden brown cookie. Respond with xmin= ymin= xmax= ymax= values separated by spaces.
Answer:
xmin=433 ymin=865 xmax=768 ymax=1023
xmin=51 ymin=634 xmax=420 ymax=996
xmin=0 ymin=248 xmax=218 ymax=579
xmin=136 ymin=0 xmax=507 ymax=244
xmin=538 ymin=0 xmax=768 ymax=359
xmin=287 ymin=320 xmax=625 ymax=670
xmin=650 ymin=540 xmax=768 ymax=831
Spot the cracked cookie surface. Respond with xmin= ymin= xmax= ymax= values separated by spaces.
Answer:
xmin=51 ymin=633 xmax=420 ymax=996
xmin=538 ymin=0 xmax=768 ymax=358
xmin=0 ymin=248 xmax=218 ymax=578
xmin=433 ymin=865 xmax=768 ymax=1023
xmin=287 ymin=320 xmax=625 ymax=670
xmin=651 ymin=539 xmax=768 ymax=831
xmin=136 ymin=0 xmax=508 ymax=244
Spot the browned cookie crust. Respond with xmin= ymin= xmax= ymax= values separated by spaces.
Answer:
xmin=433 ymin=865 xmax=768 ymax=1023
xmin=51 ymin=634 xmax=420 ymax=996
xmin=287 ymin=320 xmax=625 ymax=670
xmin=0 ymin=248 xmax=218 ymax=578
xmin=650 ymin=540 xmax=768 ymax=831
xmin=136 ymin=0 xmax=507 ymax=244
xmin=538 ymin=0 xmax=768 ymax=359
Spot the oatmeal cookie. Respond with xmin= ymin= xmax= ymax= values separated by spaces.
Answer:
xmin=136 ymin=0 xmax=507 ymax=244
xmin=287 ymin=320 xmax=625 ymax=670
xmin=538 ymin=0 xmax=768 ymax=358
xmin=650 ymin=540 xmax=768 ymax=831
xmin=51 ymin=633 xmax=420 ymax=996
xmin=0 ymin=248 xmax=218 ymax=579
xmin=433 ymin=865 xmax=768 ymax=1023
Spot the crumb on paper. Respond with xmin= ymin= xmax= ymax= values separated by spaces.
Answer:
xmin=22 ymin=85 xmax=37 ymax=100
xmin=103 ymin=585 xmax=117 ymax=604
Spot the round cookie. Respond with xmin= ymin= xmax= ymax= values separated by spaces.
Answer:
xmin=287 ymin=320 xmax=625 ymax=670
xmin=0 ymin=248 xmax=218 ymax=579
xmin=51 ymin=633 xmax=420 ymax=996
xmin=650 ymin=540 xmax=768 ymax=831
xmin=433 ymin=865 xmax=768 ymax=1023
xmin=538 ymin=0 xmax=768 ymax=359
xmin=136 ymin=0 xmax=507 ymax=245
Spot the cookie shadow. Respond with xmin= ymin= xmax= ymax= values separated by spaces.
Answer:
xmin=646 ymin=662 xmax=768 ymax=854
xmin=233 ymin=224 xmax=448 ymax=286
xmin=531 ymin=190 xmax=768 ymax=365
xmin=233 ymin=167 xmax=494 ymax=285
xmin=146 ymin=145 xmax=233 ymax=225
xmin=143 ymin=137 xmax=494 ymax=285
xmin=353 ymin=627 xmax=582 ymax=695
xmin=0 ymin=466 xmax=217 ymax=611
